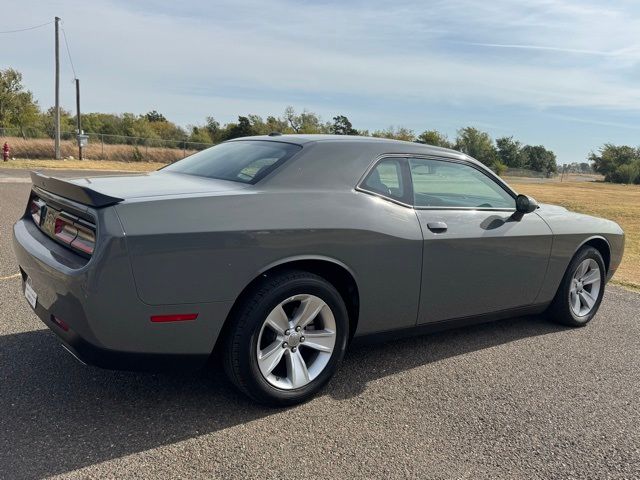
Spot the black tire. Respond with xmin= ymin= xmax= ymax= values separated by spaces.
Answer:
xmin=548 ymin=246 xmax=606 ymax=327
xmin=223 ymin=270 xmax=349 ymax=406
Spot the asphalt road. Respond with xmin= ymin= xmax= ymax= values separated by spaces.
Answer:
xmin=0 ymin=169 xmax=638 ymax=479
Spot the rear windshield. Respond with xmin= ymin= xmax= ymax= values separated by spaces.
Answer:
xmin=164 ymin=140 xmax=301 ymax=184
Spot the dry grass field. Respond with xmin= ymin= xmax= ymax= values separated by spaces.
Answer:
xmin=0 ymin=136 xmax=197 ymax=163
xmin=512 ymin=181 xmax=640 ymax=290
xmin=1 ymin=158 xmax=163 ymax=172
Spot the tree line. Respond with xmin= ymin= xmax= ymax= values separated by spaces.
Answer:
xmin=6 ymin=66 xmax=634 ymax=180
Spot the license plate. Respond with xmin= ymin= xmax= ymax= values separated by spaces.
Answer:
xmin=42 ymin=207 xmax=57 ymax=236
xmin=24 ymin=277 xmax=37 ymax=309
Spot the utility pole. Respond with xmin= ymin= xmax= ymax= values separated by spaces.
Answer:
xmin=75 ymin=78 xmax=82 ymax=160
xmin=54 ymin=16 xmax=61 ymax=159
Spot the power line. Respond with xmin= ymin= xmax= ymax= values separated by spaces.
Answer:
xmin=60 ymin=24 xmax=77 ymax=79
xmin=0 ymin=20 xmax=53 ymax=34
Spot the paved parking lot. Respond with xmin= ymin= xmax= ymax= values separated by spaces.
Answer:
xmin=0 ymin=169 xmax=638 ymax=479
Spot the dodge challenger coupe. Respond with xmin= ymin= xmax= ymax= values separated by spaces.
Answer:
xmin=13 ymin=134 xmax=624 ymax=405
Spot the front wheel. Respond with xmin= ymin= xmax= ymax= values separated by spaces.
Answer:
xmin=548 ymin=246 xmax=606 ymax=327
xmin=223 ymin=270 xmax=349 ymax=406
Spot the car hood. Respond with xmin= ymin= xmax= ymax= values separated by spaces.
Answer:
xmin=536 ymin=202 xmax=623 ymax=235
xmin=64 ymin=171 xmax=248 ymax=200
xmin=536 ymin=203 xmax=568 ymax=214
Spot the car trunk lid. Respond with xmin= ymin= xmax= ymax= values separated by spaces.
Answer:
xmin=31 ymin=171 xmax=247 ymax=206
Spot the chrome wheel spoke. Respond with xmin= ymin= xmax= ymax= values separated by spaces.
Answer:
xmin=581 ymin=269 xmax=600 ymax=286
xmin=265 ymin=305 xmax=290 ymax=335
xmin=579 ymin=290 xmax=595 ymax=309
xmin=576 ymin=261 xmax=589 ymax=278
xmin=286 ymin=350 xmax=310 ymax=388
xmin=571 ymin=291 xmax=581 ymax=313
xmin=293 ymin=296 xmax=326 ymax=329
xmin=302 ymin=330 xmax=335 ymax=353
xmin=258 ymin=340 xmax=285 ymax=376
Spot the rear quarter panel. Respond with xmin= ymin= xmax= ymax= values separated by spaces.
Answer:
xmin=115 ymin=190 xmax=424 ymax=335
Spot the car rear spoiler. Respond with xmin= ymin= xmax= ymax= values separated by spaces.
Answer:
xmin=30 ymin=172 xmax=124 ymax=208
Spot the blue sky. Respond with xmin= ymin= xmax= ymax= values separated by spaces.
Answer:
xmin=3 ymin=0 xmax=640 ymax=163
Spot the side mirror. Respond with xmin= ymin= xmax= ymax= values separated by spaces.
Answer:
xmin=516 ymin=194 xmax=539 ymax=214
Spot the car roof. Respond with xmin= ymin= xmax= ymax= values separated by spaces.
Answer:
xmin=228 ymin=134 xmax=488 ymax=170
xmin=229 ymin=134 xmax=453 ymax=152
xmin=224 ymin=134 xmax=506 ymax=192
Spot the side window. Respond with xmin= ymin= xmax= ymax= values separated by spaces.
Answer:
xmin=409 ymin=158 xmax=515 ymax=209
xmin=362 ymin=158 xmax=405 ymax=201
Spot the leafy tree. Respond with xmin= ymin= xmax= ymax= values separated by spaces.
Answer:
xmin=80 ymin=113 xmax=118 ymax=135
xmin=264 ymin=115 xmax=289 ymax=134
xmin=284 ymin=106 xmax=301 ymax=133
xmin=372 ymin=126 xmax=415 ymax=142
xmin=13 ymin=91 xmax=40 ymax=138
xmin=495 ymin=136 xmax=524 ymax=168
xmin=283 ymin=106 xmax=331 ymax=134
xmin=0 ymin=68 xmax=40 ymax=136
xmin=148 ymin=120 xmax=186 ymax=142
xmin=121 ymin=112 xmax=158 ymax=139
xmin=521 ymin=145 xmax=558 ymax=177
xmin=203 ymin=116 xmax=223 ymax=142
xmin=39 ymin=107 xmax=74 ymax=139
xmin=416 ymin=130 xmax=452 ymax=148
xmin=454 ymin=127 xmax=497 ymax=167
xmin=331 ymin=115 xmax=358 ymax=135
xmin=225 ymin=116 xmax=256 ymax=140
xmin=188 ymin=126 xmax=213 ymax=144
xmin=145 ymin=110 xmax=167 ymax=123
xmin=299 ymin=110 xmax=330 ymax=134
xmin=613 ymin=162 xmax=640 ymax=184
xmin=589 ymin=144 xmax=640 ymax=183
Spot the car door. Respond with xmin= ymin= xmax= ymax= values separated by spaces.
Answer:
xmin=409 ymin=157 xmax=553 ymax=324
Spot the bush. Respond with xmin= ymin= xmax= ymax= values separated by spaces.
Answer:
xmin=590 ymin=144 xmax=640 ymax=184
xmin=131 ymin=146 xmax=144 ymax=162
xmin=493 ymin=161 xmax=507 ymax=176
xmin=613 ymin=162 xmax=640 ymax=184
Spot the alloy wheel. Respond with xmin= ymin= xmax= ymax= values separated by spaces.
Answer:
xmin=256 ymin=294 xmax=337 ymax=390
xmin=569 ymin=258 xmax=602 ymax=317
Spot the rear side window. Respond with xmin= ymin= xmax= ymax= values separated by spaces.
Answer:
xmin=164 ymin=141 xmax=301 ymax=184
xmin=362 ymin=158 xmax=405 ymax=201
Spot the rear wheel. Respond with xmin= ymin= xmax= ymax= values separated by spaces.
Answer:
xmin=548 ymin=246 xmax=606 ymax=327
xmin=224 ymin=270 xmax=349 ymax=406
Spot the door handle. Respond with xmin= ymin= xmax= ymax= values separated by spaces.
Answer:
xmin=427 ymin=221 xmax=448 ymax=233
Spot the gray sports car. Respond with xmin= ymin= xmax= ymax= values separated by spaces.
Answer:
xmin=13 ymin=134 xmax=624 ymax=405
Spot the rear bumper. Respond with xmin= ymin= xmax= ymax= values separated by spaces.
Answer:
xmin=28 ymin=290 xmax=209 ymax=371
xmin=13 ymin=216 xmax=234 ymax=371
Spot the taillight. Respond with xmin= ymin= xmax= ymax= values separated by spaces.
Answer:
xmin=53 ymin=215 xmax=96 ymax=255
xmin=29 ymin=195 xmax=96 ymax=256
xmin=71 ymin=224 xmax=96 ymax=254
xmin=30 ymin=198 xmax=43 ymax=225
xmin=54 ymin=216 xmax=77 ymax=243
